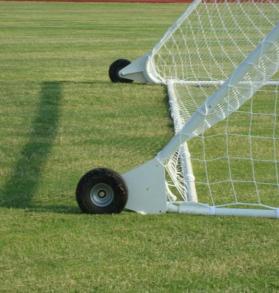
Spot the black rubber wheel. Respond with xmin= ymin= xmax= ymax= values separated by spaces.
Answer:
xmin=76 ymin=168 xmax=128 ymax=214
xmin=109 ymin=59 xmax=133 ymax=83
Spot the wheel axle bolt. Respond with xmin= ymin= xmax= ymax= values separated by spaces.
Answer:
xmin=98 ymin=190 xmax=106 ymax=198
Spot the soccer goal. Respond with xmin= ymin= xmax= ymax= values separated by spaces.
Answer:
xmin=76 ymin=0 xmax=279 ymax=218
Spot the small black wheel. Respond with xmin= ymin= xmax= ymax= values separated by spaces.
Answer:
xmin=109 ymin=59 xmax=133 ymax=83
xmin=76 ymin=168 xmax=128 ymax=214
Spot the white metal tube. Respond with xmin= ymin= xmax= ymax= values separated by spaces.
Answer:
xmin=157 ymin=106 xmax=205 ymax=163
xmin=167 ymin=81 xmax=198 ymax=202
xmin=157 ymin=23 xmax=279 ymax=163
xmin=167 ymin=203 xmax=279 ymax=218
xmin=148 ymin=0 xmax=202 ymax=84
xmin=204 ymin=23 xmax=279 ymax=111
xmin=152 ymin=0 xmax=201 ymax=55
xmin=169 ymin=80 xmax=279 ymax=86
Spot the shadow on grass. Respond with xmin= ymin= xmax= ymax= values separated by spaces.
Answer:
xmin=0 ymin=81 xmax=74 ymax=212
xmin=0 ymin=80 xmax=173 ymax=214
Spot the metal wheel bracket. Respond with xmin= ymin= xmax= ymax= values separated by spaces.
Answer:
xmin=122 ymin=158 xmax=167 ymax=214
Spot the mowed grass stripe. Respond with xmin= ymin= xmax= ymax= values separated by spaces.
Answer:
xmin=0 ymin=2 xmax=279 ymax=292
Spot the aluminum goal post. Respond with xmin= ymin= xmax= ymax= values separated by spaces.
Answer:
xmin=121 ymin=14 xmax=279 ymax=218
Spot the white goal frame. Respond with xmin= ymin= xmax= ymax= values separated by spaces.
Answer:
xmin=120 ymin=1 xmax=279 ymax=218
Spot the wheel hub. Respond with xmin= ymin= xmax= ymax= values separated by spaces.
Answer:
xmin=98 ymin=190 xmax=106 ymax=198
xmin=90 ymin=183 xmax=114 ymax=207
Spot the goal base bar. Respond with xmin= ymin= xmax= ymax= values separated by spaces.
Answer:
xmin=122 ymin=158 xmax=279 ymax=218
xmin=167 ymin=202 xmax=279 ymax=218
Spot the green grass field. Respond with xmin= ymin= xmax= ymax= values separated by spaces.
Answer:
xmin=1 ymin=2 xmax=279 ymax=291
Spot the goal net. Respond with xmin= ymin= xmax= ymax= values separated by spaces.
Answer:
xmin=147 ymin=0 xmax=279 ymax=216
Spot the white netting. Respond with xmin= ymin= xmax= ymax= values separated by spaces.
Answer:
xmin=151 ymin=0 xmax=279 ymax=84
xmin=166 ymin=81 xmax=279 ymax=209
xmin=193 ymin=85 xmax=279 ymax=208
xmin=150 ymin=0 xmax=279 ymax=210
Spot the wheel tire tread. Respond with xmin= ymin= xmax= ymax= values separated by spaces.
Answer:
xmin=76 ymin=168 xmax=128 ymax=214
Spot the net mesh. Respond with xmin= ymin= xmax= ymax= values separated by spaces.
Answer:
xmin=150 ymin=0 xmax=279 ymax=209
xmin=166 ymin=82 xmax=279 ymax=208
xmin=151 ymin=0 xmax=279 ymax=84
